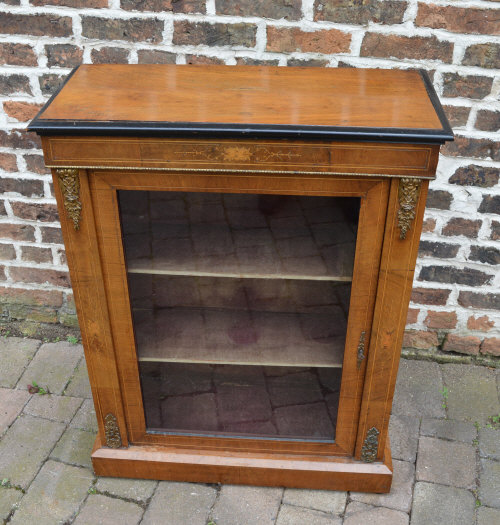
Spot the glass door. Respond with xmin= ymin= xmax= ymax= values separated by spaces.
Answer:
xmin=118 ymin=190 xmax=359 ymax=442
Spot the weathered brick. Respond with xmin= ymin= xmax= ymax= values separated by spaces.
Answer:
xmin=419 ymin=265 xmax=493 ymax=286
xmin=418 ymin=240 xmax=459 ymax=259
xmin=426 ymin=189 xmax=452 ymax=210
xmin=442 ymin=217 xmax=482 ymax=238
xmin=479 ymin=195 xmax=500 ymax=215
xmin=0 ymin=153 xmax=17 ymax=172
xmin=0 ymin=201 xmax=6 ymax=216
xmin=467 ymin=315 xmax=494 ymax=331
xmin=3 ymin=101 xmax=43 ymax=122
xmin=422 ymin=218 xmax=436 ymax=233
xmin=171 ymin=0 xmax=205 ymax=13
xmin=121 ymin=0 xmax=173 ymax=10
xmin=443 ymin=105 xmax=470 ymax=128
xmin=287 ymin=58 xmax=329 ymax=67
xmin=476 ymin=110 xmax=500 ymax=132
xmin=0 ymin=224 xmax=35 ymax=242
xmin=442 ymin=73 xmax=493 ymax=99
xmin=24 ymin=154 xmax=49 ymax=175
xmin=235 ymin=57 xmax=280 ymax=66
xmin=403 ymin=329 xmax=439 ymax=349
xmin=21 ymin=246 xmax=53 ymax=264
xmin=45 ymin=44 xmax=83 ymax=68
xmin=406 ymin=308 xmax=419 ymax=324
xmin=0 ymin=244 xmax=16 ymax=260
xmin=449 ymin=165 xmax=499 ymax=188
xmin=10 ymin=266 xmax=71 ymax=287
xmin=267 ymin=27 xmax=351 ymax=54
xmin=424 ymin=311 xmax=457 ymax=330
xmin=0 ymin=43 xmax=37 ymax=66
xmin=0 ymin=13 xmax=73 ymax=37
xmin=38 ymin=73 xmax=65 ymax=96
xmin=458 ymin=291 xmax=500 ymax=310
xmin=40 ymin=226 xmax=63 ymax=244
xmin=173 ymin=20 xmax=257 ymax=47
xmin=91 ymin=47 xmax=129 ymax=64
xmin=315 ymin=0 xmax=407 ymax=25
xmin=411 ymin=287 xmax=450 ymax=306
xmin=463 ymin=43 xmax=500 ymax=69
xmin=10 ymin=202 xmax=58 ymax=223
xmin=32 ymin=0 xmax=107 ymax=6
xmin=416 ymin=4 xmax=500 ymax=35
xmin=443 ymin=136 xmax=500 ymax=160
xmin=0 ymin=130 xmax=41 ymax=150
xmin=0 ymin=178 xmax=44 ymax=198
xmin=82 ymin=16 xmax=164 ymax=44
xmin=137 ymin=49 xmax=176 ymax=64
xmin=469 ymin=246 xmax=500 ymax=265
xmin=491 ymin=221 xmax=500 ymax=240
xmin=186 ymin=54 xmax=225 ymax=65
xmin=443 ymin=334 xmax=481 ymax=355
xmin=0 ymin=266 xmax=6 ymax=281
xmin=217 ymin=0 xmax=301 ymax=20
xmin=480 ymin=337 xmax=500 ymax=356
xmin=361 ymin=33 xmax=453 ymax=62
xmin=0 ymin=74 xmax=31 ymax=95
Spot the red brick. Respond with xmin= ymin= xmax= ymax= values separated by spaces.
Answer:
xmin=422 ymin=218 xmax=436 ymax=233
xmin=267 ymin=27 xmax=351 ymax=54
xmin=442 ymin=73 xmax=493 ymax=99
xmin=0 ymin=153 xmax=17 ymax=172
xmin=45 ymin=44 xmax=83 ymax=68
xmin=174 ymin=21 xmax=257 ymax=47
xmin=475 ymin=110 xmax=500 ymax=132
xmin=10 ymin=266 xmax=71 ymax=288
xmin=449 ymin=165 xmax=499 ymax=188
xmin=441 ymin=136 xmax=500 ymax=161
xmin=32 ymin=0 xmax=107 ymax=6
xmin=137 ymin=49 xmax=176 ymax=64
xmin=0 ymin=224 xmax=36 ymax=242
xmin=480 ymin=337 xmax=500 ymax=357
xmin=217 ymin=0 xmax=301 ymax=20
xmin=0 ymin=287 xmax=63 ymax=308
xmin=0 ymin=75 xmax=31 ymax=96
xmin=0 ymin=178 xmax=44 ymax=198
xmin=186 ymin=55 xmax=225 ymax=65
xmin=91 ymin=47 xmax=129 ymax=64
xmin=0 ymin=130 xmax=41 ymax=150
xmin=491 ymin=221 xmax=500 ymax=241
xmin=463 ymin=43 xmax=500 ymax=69
xmin=426 ymin=190 xmax=452 ymax=210
xmin=406 ymin=308 xmax=419 ymax=324
xmin=418 ymin=240 xmax=459 ymax=259
xmin=403 ymin=329 xmax=439 ymax=349
xmin=0 ymin=202 xmax=6 ymax=216
xmin=0 ymin=244 xmax=15 ymax=260
xmin=416 ymin=4 xmax=500 ymax=35
xmin=467 ymin=315 xmax=494 ymax=332
xmin=21 ymin=246 xmax=53 ymax=264
xmin=11 ymin=202 xmax=59 ymax=222
xmin=0 ymin=13 xmax=73 ymax=37
xmin=479 ymin=195 xmax=500 ymax=215
xmin=0 ymin=43 xmax=37 ymax=66
xmin=458 ymin=292 xmax=500 ymax=311
xmin=418 ymin=265 xmax=493 ymax=287
xmin=424 ymin=311 xmax=457 ymax=330
xmin=411 ymin=287 xmax=450 ymax=306
xmin=315 ymin=0 xmax=407 ymax=25
xmin=443 ymin=334 xmax=481 ymax=355
xmin=469 ymin=246 xmax=500 ymax=265
xmin=40 ymin=226 xmax=63 ymax=244
xmin=442 ymin=218 xmax=482 ymax=238
xmin=82 ymin=16 xmax=164 ymax=44
xmin=38 ymin=74 xmax=65 ymax=96
xmin=24 ymin=154 xmax=50 ymax=175
xmin=3 ymin=101 xmax=43 ymax=122
xmin=361 ymin=33 xmax=453 ymax=62
xmin=121 ymin=0 xmax=206 ymax=13
xmin=443 ymin=106 xmax=470 ymax=128
xmin=0 ymin=267 xmax=6 ymax=281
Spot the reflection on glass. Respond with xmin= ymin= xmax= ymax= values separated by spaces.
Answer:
xmin=119 ymin=191 xmax=359 ymax=442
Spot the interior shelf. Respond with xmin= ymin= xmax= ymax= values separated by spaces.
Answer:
xmin=134 ymin=307 xmax=346 ymax=368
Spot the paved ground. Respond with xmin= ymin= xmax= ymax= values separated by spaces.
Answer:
xmin=0 ymin=336 xmax=498 ymax=525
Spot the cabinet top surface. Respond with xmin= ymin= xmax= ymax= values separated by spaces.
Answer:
xmin=29 ymin=64 xmax=452 ymax=143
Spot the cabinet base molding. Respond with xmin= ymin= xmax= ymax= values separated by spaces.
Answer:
xmin=92 ymin=436 xmax=393 ymax=492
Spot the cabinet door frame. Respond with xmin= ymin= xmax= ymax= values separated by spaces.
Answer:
xmin=89 ymin=170 xmax=389 ymax=457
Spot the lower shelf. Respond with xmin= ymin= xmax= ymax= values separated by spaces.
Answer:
xmin=92 ymin=435 xmax=393 ymax=492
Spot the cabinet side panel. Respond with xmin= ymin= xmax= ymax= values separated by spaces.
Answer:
xmin=51 ymin=168 xmax=128 ymax=447
xmin=355 ymin=178 xmax=429 ymax=461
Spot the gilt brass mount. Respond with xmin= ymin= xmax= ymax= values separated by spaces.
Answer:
xmin=397 ymin=178 xmax=421 ymax=240
xmin=55 ymin=168 xmax=82 ymax=231
xmin=361 ymin=427 xmax=380 ymax=462
xmin=104 ymin=413 xmax=122 ymax=449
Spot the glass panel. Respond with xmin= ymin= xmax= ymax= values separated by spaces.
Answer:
xmin=119 ymin=191 xmax=359 ymax=442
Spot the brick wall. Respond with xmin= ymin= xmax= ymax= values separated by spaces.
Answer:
xmin=0 ymin=0 xmax=498 ymax=361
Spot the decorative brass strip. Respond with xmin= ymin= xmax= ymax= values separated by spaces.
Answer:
xmin=104 ymin=413 xmax=122 ymax=449
xmin=357 ymin=331 xmax=366 ymax=369
xmin=397 ymin=177 xmax=421 ymax=239
xmin=55 ymin=168 xmax=82 ymax=231
xmin=45 ymin=165 xmax=433 ymax=180
xmin=361 ymin=427 xmax=380 ymax=463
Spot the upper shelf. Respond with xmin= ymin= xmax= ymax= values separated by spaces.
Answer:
xmin=28 ymin=65 xmax=453 ymax=144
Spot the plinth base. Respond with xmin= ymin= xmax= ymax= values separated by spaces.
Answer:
xmin=92 ymin=436 xmax=393 ymax=493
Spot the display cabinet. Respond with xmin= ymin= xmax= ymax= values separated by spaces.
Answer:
xmin=28 ymin=64 xmax=452 ymax=492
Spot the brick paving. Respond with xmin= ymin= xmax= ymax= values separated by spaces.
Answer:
xmin=0 ymin=336 xmax=499 ymax=524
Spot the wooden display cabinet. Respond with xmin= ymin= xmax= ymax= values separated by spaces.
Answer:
xmin=28 ymin=65 xmax=452 ymax=492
